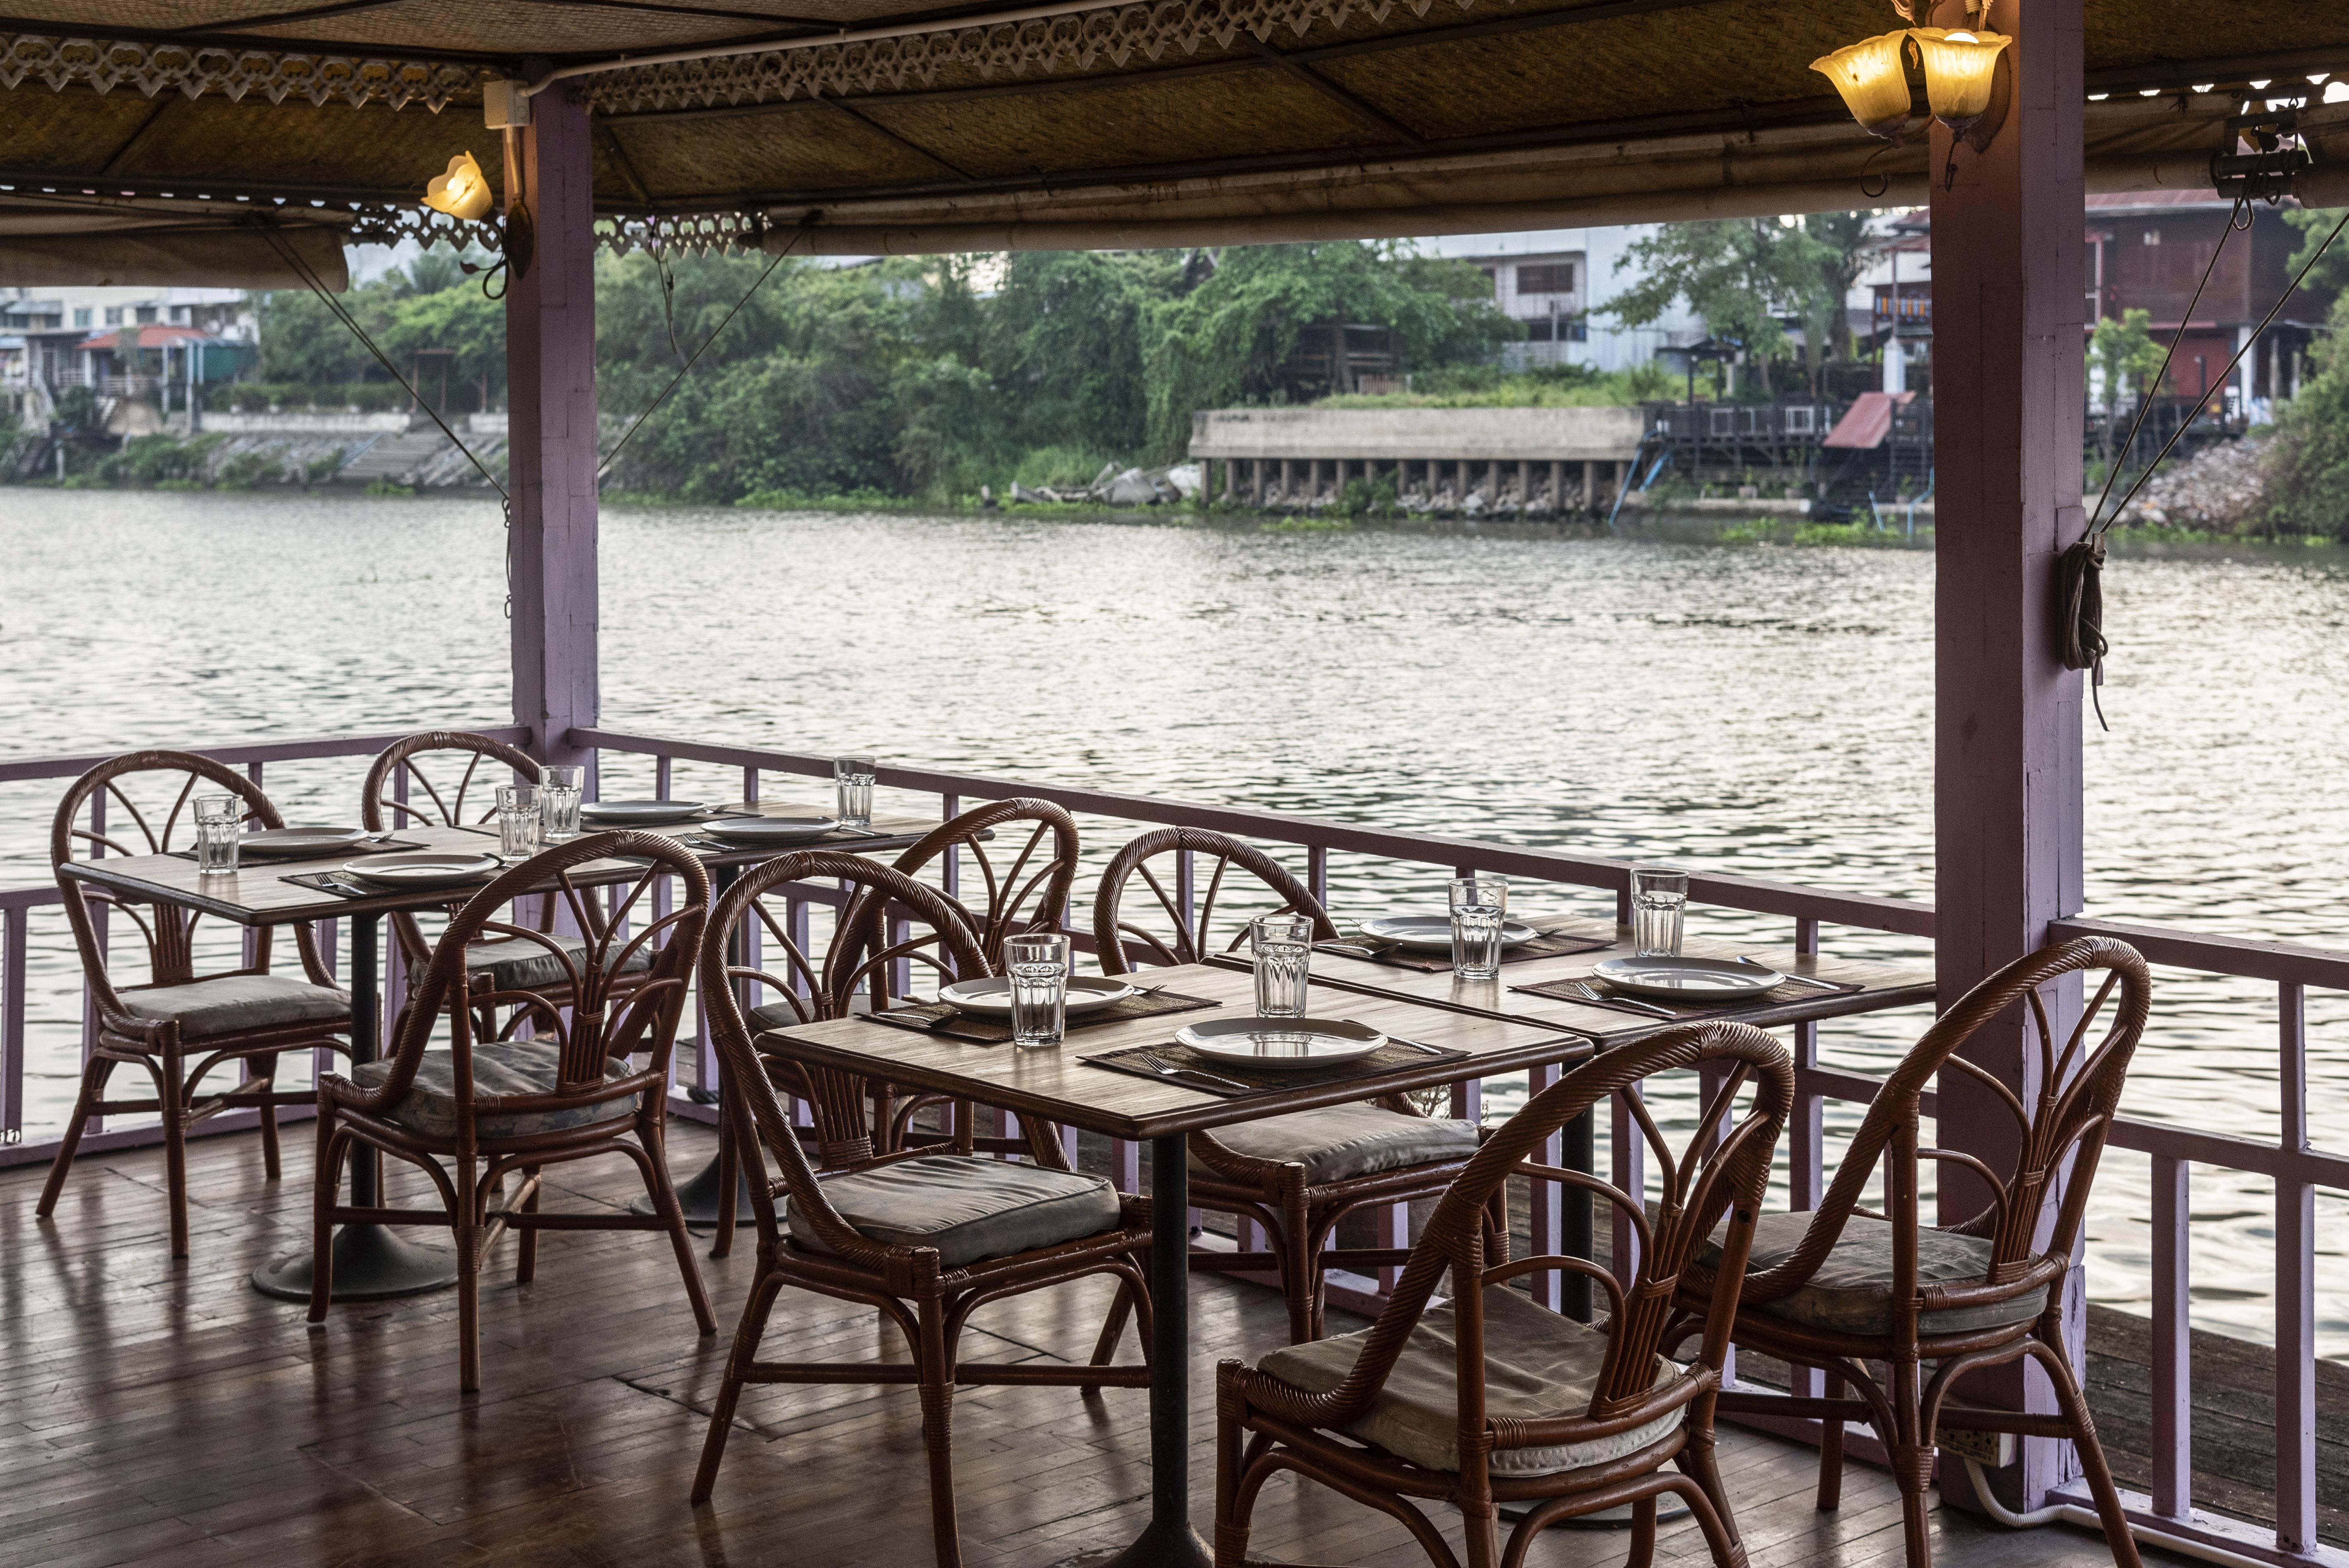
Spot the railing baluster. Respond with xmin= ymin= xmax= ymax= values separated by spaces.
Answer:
xmin=2151 ymin=1151 xmax=2191 ymax=1519
xmin=655 ymin=755 xmax=672 ymax=802
xmin=742 ymin=765 xmax=758 ymax=806
xmin=1307 ymin=844 xmax=1328 ymax=907
xmin=1527 ymin=1062 xmax=1561 ymax=1312
xmin=1787 ymin=917 xmax=1824 ymax=1399
xmin=81 ymin=790 xmax=105 ymax=1138
xmin=2276 ymin=981 xmax=2316 ymax=1555
xmin=941 ymin=792 xmax=959 ymax=901
xmin=2 ymin=905 xmax=25 ymax=1146
xmin=1611 ymin=1082 xmax=1644 ymax=1288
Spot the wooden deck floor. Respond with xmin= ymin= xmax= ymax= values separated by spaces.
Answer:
xmin=3 ymin=1123 xmax=2177 ymax=1568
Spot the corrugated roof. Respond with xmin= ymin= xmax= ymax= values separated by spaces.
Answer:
xmin=1823 ymin=390 xmax=1913 ymax=450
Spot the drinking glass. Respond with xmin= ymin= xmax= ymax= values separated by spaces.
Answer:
xmin=1005 ymin=934 xmax=1070 ymax=1050
xmin=1632 ymin=866 xmax=1690 ymax=958
xmin=1449 ymin=875 xmax=1509 ymax=980
xmin=1252 ymin=914 xmax=1315 ymax=1017
xmin=193 ymin=795 xmax=242 ymax=877
xmin=496 ymin=784 xmax=541 ymax=860
xmin=834 ymin=754 xmax=877 ymax=828
xmin=539 ymin=765 xmax=583 ymax=843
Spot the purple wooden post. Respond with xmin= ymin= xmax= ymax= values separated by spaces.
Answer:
xmin=1929 ymin=0 xmax=2086 ymax=1515
xmin=2276 ymin=981 xmax=2316 ymax=1553
xmin=505 ymin=81 xmax=600 ymax=771
xmin=2150 ymin=1152 xmax=2190 ymax=1519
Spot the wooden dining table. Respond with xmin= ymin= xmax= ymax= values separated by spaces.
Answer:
xmin=55 ymin=802 xmax=946 ymax=1301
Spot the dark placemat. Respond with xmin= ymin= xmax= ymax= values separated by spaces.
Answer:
xmin=679 ymin=826 xmax=898 ymax=855
xmin=1082 ymin=1034 xmax=1471 ymax=1099
xmin=168 ymin=836 xmax=426 ymax=863
xmin=862 ymin=987 xmax=1222 ymax=1046
xmin=583 ymin=806 xmax=766 ymax=828
xmin=1514 ymin=971 xmax=1863 ymax=1022
xmin=1318 ymin=927 xmax=1612 ymax=973
xmin=281 ymin=870 xmax=497 ymax=901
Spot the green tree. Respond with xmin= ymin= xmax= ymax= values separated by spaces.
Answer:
xmin=2087 ymin=307 xmax=2167 ymax=479
xmin=2281 ymin=207 xmax=2349 ymax=299
xmin=987 ymin=249 xmax=1179 ymax=457
xmin=2257 ymin=293 xmax=2349 ymax=537
xmin=1798 ymin=211 xmax=1877 ymax=387
xmin=1611 ymin=218 xmax=1841 ymax=397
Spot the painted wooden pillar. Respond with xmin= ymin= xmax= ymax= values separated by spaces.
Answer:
xmin=505 ymin=83 xmax=600 ymax=769
xmin=1929 ymin=0 xmax=2086 ymax=1515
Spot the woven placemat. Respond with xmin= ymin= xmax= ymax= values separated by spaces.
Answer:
xmin=862 ymin=987 xmax=1221 ymax=1046
xmin=1514 ymin=971 xmax=1862 ymax=1022
xmin=1082 ymin=1035 xmax=1470 ymax=1099
xmin=169 ymin=836 xmax=426 ymax=864
xmin=1318 ymin=927 xmax=1612 ymax=973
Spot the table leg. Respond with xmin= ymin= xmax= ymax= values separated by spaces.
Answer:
xmin=1564 ymin=1104 xmax=1594 ymax=1322
xmin=1103 ymin=1134 xmax=1210 ymax=1567
xmin=253 ymin=913 xmax=458 ymax=1301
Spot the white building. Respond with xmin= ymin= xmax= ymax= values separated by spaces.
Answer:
xmin=1412 ymin=227 xmax=1707 ymax=374
xmin=2 ymin=284 xmax=254 ymax=421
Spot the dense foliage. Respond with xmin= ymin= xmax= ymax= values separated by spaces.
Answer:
xmin=1609 ymin=214 xmax=1875 ymax=397
xmin=2258 ymin=292 xmax=2349 ymax=537
xmin=251 ymin=247 xmax=506 ymax=414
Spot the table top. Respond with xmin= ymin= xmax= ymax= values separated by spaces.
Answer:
xmin=54 ymin=802 xmax=946 ymax=928
xmin=756 ymin=961 xmax=1596 ymax=1143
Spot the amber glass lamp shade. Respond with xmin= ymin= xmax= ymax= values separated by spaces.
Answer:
xmin=1811 ymin=30 xmax=1914 ymax=142
xmin=1908 ymin=27 xmax=2011 ymax=135
xmin=423 ymin=151 xmax=494 ymax=220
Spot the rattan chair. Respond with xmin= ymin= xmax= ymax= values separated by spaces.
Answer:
xmin=38 ymin=750 xmax=351 ymax=1258
xmin=1095 ymin=826 xmax=1482 ymax=1341
xmin=1676 ymin=936 xmax=2153 ymax=1568
xmin=1216 ymin=1021 xmax=1793 ymax=1568
xmin=690 ymin=850 xmax=1153 ymax=1568
xmin=307 ymin=831 xmax=716 ymax=1391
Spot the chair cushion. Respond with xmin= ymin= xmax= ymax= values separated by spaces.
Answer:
xmin=353 ymin=1040 xmax=636 ymax=1140
xmin=1702 ymin=1210 xmax=2049 ymax=1337
xmin=466 ymin=935 xmax=653 ymax=993
xmin=1194 ymin=1104 xmax=1480 ymax=1185
xmin=1259 ymin=1286 xmax=1683 ymax=1476
xmin=118 ymin=974 xmax=350 ymax=1041
xmin=789 ymin=1154 xmax=1124 ymax=1268
xmin=747 ymin=999 xmax=809 ymax=1034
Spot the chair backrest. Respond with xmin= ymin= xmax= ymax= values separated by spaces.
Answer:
xmin=1740 ymin=934 xmax=2151 ymax=1319
xmin=360 ymin=832 xmax=709 ymax=1140
xmin=879 ymin=797 xmax=1081 ymax=968
xmin=50 ymin=749 xmax=330 ymax=1014
xmin=1247 ymin=1023 xmax=1791 ymax=1471
xmin=1092 ymin=827 xmax=1336 ymax=975
xmin=703 ymin=852 xmax=1062 ymax=1249
xmin=361 ymin=731 xmax=545 ymax=976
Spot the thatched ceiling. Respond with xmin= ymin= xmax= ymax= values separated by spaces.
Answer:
xmin=1 ymin=0 xmax=2343 ymax=258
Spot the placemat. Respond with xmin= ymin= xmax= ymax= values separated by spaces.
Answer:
xmin=169 ymin=837 xmax=426 ymax=863
xmin=1318 ymin=927 xmax=1612 ymax=973
xmin=583 ymin=806 xmax=766 ymax=827
xmin=679 ymin=826 xmax=898 ymax=854
xmin=1082 ymin=1035 xmax=1471 ymax=1099
xmin=1514 ymin=971 xmax=1863 ymax=1022
xmin=861 ymin=987 xmax=1221 ymax=1045
xmin=281 ymin=870 xmax=497 ymax=901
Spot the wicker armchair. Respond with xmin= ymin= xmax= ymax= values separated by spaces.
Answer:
xmin=1678 ymin=936 xmax=2153 ymax=1568
xmin=307 ymin=831 xmax=715 ymax=1392
xmin=1216 ymin=1021 xmax=1792 ymax=1568
xmin=38 ymin=750 xmax=351 ymax=1258
xmin=1095 ymin=826 xmax=1482 ymax=1341
xmin=690 ymin=850 xmax=1152 ymax=1568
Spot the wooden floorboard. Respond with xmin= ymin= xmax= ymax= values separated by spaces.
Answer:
xmin=1 ymin=1125 xmax=2187 ymax=1568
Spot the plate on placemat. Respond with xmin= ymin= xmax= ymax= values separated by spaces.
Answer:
xmin=699 ymin=815 xmax=840 ymax=846
xmin=938 ymin=975 xmax=1137 ymax=1019
xmin=1176 ymin=1016 xmax=1386 ymax=1072
xmin=581 ymin=799 xmax=712 ymax=825
xmin=1591 ymin=956 xmax=1781 ymax=1002
xmin=1359 ymin=915 xmax=1540 ymax=952
xmin=339 ymin=852 xmax=501 ymax=890
xmin=240 ymin=827 xmax=373 ymax=858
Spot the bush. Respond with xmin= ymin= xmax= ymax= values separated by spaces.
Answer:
xmin=2258 ymin=295 xmax=2349 ymax=538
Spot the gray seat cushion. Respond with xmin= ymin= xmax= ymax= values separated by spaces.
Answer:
xmin=1702 ymin=1210 xmax=2049 ymax=1337
xmin=353 ymin=1040 xmax=636 ymax=1140
xmin=1259 ymin=1286 xmax=1683 ymax=1476
xmin=119 ymin=974 xmax=350 ymax=1041
xmin=1194 ymin=1103 xmax=1479 ymax=1185
xmin=466 ymin=935 xmax=653 ymax=993
xmin=747 ymin=999 xmax=810 ymax=1034
xmin=789 ymin=1154 xmax=1124 ymax=1268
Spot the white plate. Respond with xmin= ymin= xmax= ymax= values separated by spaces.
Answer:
xmin=339 ymin=851 xmax=502 ymax=890
xmin=240 ymin=827 xmax=371 ymax=857
xmin=1358 ymin=915 xmax=1541 ymax=953
xmin=1591 ymin=956 xmax=1782 ymax=1002
xmin=938 ymin=975 xmax=1137 ymax=1019
xmin=580 ymin=799 xmax=712 ymax=825
xmin=1176 ymin=1016 xmax=1386 ymax=1072
xmin=699 ymin=815 xmax=840 ymax=846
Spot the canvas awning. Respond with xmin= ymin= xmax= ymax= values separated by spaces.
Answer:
xmin=0 ymin=194 xmax=351 ymax=287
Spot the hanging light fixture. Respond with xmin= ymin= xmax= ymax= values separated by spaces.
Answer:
xmin=422 ymin=151 xmax=494 ymax=220
xmin=1907 ymin=27 xmax=2012 ymax=139
xmin=1811 ymin=30 xmax=1916 ymax=142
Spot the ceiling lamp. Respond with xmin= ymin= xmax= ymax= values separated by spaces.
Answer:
xmin=423 ymin=151 xmax=494 ymax=220
xmin=1907 ymin=27 xmax=2012 ymax=139
xmin=1811 ymin=31 xmax=1915 ymax=142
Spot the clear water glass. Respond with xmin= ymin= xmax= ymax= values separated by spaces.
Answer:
xmin=1252 ymin=914 xmax=1315 ymax=1017
xmin=539 ymin=765 xmax=583 ymax=843
xmin=1632 ymin=866 xmax=1689 ymax=958
xmin=193 ymin=795 xmax=241 ymax=877
xmin=834 ymin=754 xmax=877 ymax=828
xmin=1005 ymin=934 xmax=1069 ymax=1050
xmin=496 ymin=784 xmax=540 ymax=860
xmin=1450 ymin=875 xmax=1508 ymax=980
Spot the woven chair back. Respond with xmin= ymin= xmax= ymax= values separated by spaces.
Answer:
xmin=1092 ymin=826 xmax=1335 ymax=974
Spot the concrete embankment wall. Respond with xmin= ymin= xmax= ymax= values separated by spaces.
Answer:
xmin=1189 ymin=404 xmax=1647 ymax=515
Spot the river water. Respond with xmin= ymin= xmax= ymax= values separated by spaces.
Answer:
xmin=4 ymin=489 xmax=2346 ymax=1351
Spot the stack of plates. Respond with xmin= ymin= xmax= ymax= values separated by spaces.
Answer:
xmin=1174 ymin=1016 xmax=1386 ymax=1071
xmin=1589 ymin=956 xmax=1782 ymax=1001
xmin=1357 ymin=915 xmax=1540 ymax=951
xmin=937 ymin=976 xmax=1136 ymax=1017
xmin=337 ymin=852 xmax=501 ymax=890
xmin=699 ymin=815 xmax=840 ymax=847
xmin=580 ymin=799 xmax=712 ymax=826
xmin=238 ymin=827 xmax=373 ymax=859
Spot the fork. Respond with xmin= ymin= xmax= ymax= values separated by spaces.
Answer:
xmin=1136 ymin=1052 xmax=1248 ymax=1091
xmin=1573 ymin=981 xmax=1676 ymax=1019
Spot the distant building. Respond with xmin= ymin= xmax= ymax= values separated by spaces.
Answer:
xmin=1 ymin=285 xmax=254 ymax=423
xmin=1412 ymin=228 xmax=1708 ymax=374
